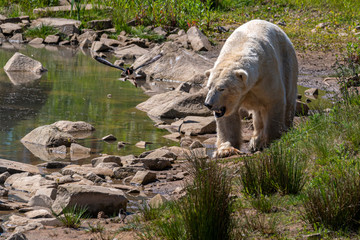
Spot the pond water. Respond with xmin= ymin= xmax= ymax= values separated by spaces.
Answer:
xmin=0 ymin=43 xmax=175 ymax=166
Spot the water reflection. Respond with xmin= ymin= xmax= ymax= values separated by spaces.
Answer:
xmin=0 ymin=43 xmax=174 ymax=165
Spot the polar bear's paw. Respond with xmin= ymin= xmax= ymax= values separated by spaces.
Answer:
xmin=213 ymin=142 xmax=243 ymax=158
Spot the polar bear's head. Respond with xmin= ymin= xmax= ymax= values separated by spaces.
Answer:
xmin=204 ymin=65 xmax=249 ymax=118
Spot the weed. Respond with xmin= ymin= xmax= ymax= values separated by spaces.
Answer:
xmin=138 ymin=200 xmax=163 ymax=222
xmin=24 ymin=24 xmax=59 ymax=39
xmin=86 ymin=222 xmax=105 ymax=233
xmin=249 ymin=194 xmax=276 ymax=214
xmin=52 ymin=204 xmax=89 ymax=229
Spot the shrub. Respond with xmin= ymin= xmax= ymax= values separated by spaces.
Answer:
xmin=303 ymin=162 xmax=360 ymax=231
xmin=53 ymin=204 xmax=89 ymax=228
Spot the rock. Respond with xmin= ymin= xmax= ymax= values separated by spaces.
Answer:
xmin=114 ymin=44 xmax=149 ymax=59
xmin=0 ymin=171 xmax=10 ymax=184
xmin=6 ymin=232 xmax=28 ymax=240
xmin=9 ymin=33 xmax=24 ymax=43
xmin=91 ymin=41 xmax=111 ymax=52
xmin=180 ymin=116 xmax=216 ymax=135
xmin=296 ymin=101 xmax=309 ymax=116
xmin=137 ymin=89 xmax=211 ymax=119
xmin=0 ymin=159 xmax=40 ymax=175
xmin=135 ymin=141 xmax=151 ymax=148
xmin=29 ymin=37 xmax=44 ymax=44
xmin=88 ymin=19 xmax=113 ymax=30
xmin=153 ymin=26 xmax=167 ymax=36
xmin=100 ymin=38 xmax=122 ymax=47
xmin=70 ymin=143 xmax=91 ymax=160
xmin=304 ymin=88 xmax=319 ymax=98
xmin=85 ymin=172 xmax=105 ymax=183
xmin=21 ymin=125 xmax=75 ymax=147
xmin=190 ymin=140 xmax=204 ymax=149
xmin=168 ymin=146 xmax=191 ymax=159
xmin=44 ymin=34 xmax=60 ymax=44
xmin=0 ymin=23 xmax=22 ymax=35
xmin=31 ymin=18 xmax=81 ymax=35
xmin=4 ymin=71 xmax=44 ymax=85
xmin=52 ymin=120 xmax=95 ymax=133
xmin=114 ymin=60 xmax=125 ymax=67
xmin=78 ymin=30 xmax=97 ymax=43
xmin=28 ymin=194 xmax=53 ymax=208
xmin=132 ymin=42 xmax=213 ymax=82
xmin=137 ymin=157 xmax=172 ymax=170
xmin=102 ymin=134 xmax=117 ymax=141
xmin=145 ymin=147 xmax=177 ymax=160
xmin=79 ymin=38 xmax=92 ymax=49
xmin=91 ymin=155 xmax=122 ymax=167
xmin=8 ymin=174 xmax=55 ymax=193
xmin=186 ymin=26 xmax=211 ymax=51
xmin=33 ymin=188 xmax=57 ymax=200
xmin=60 ymin=165 xmax=114 ymax=178
xmin=0 ymin=185 xmax=9 ymax=197
xmin=4 ymin=52 xmax=47 ymax=74
xmin=52 ymin=184 xmax=127 ymax=216
xmin=149 ymin=194 xmax=167 ymax=208
xmin=21 ymin=142 xmax=66 ymax=162
xmin=130 ymin=171 xmax=156 ymax=185
xmin=180 ymin=137 xmax=193 ymax=147
xmin=163 ymin=132 xmax=181 ymax=142
xmin=25 ymin=209 xmax=52 ymax=219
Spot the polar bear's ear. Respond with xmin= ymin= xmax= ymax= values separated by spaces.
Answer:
xmin=234 ymin=70 xmax=248 ymax=83
xmin=205 ymin=69 xmax=212 ymax=78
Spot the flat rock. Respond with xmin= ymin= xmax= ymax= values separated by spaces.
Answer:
xmin=88 ymin=19 xmax=113 ymax=30
xmin=29 ymin=37 xmax=44 ymax=44
xmin=115 ymin=44 xmax=149 ymax=59
xmin=187 ymin=26 xmax=211 ymax=51
xmin=91 ymin=155 xmax=122 ymax=167
xmin=9 ymin=33 xmax=24 ymax=43
xmin=135 ymin=141 xmax=151 ymax=148
xmin=4 ymin=52 xmax=47 ymax=73
xmin=149 ymin=194 xmax=167 ymax=208
xmin=145 ymin=147 xmax=177 ymax=160
xmin=25 ymin=209 xmax=52 ymax=219
xmin=0 ymin=171 xmax=10 ymax=184
xmin=102 ymin=134 xmax=117 ymax=141
xmin=91 ymin=41 xmax=111 ymax=52
xmin=21 ymin=125 xmax=75 ymax=147
xmin=130 ymin=171 xmax=156 ymax=185
xmin=0 ymin=23 xmax=22 ymax=35
xmin=138 ymin=158 xmax=172 ymax=170
xmin=7 ymin=174 xmax=55 ymax=193
xmin=52 ymin=184 xmax=127 ymax=216
xmin=180 ymin=116 xmax=216 ymax=136
xmin=0 ymin=159 xmax=40 ymax=174
xmin=51 ymin=120 xmax=95 ymax=133
xmin=137 ymin=89 xmax=211 ymax=119
xmin=70 ymin=143 xmax=91 ymax=160
xmin=31 ymin=17 xmax=80 ymax=35
xmin=132 ymin=42 xmax=213 ymax=82
xmin=60 ymin=164 xmax=114 ymax=177
xmin=44 ymin=34 xmax=60 ymax=44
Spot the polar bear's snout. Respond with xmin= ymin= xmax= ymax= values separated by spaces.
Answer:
xmin=204 ymin=90 xmax=227 ymax=118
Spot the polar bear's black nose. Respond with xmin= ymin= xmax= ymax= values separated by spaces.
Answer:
xmin=204 ymin=103 xmax=213 ymax=110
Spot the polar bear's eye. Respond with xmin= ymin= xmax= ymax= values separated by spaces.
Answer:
xmin=218 ymin=88 xmax=225 ymax=92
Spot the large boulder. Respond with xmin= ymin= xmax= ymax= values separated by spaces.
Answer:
xmin=136 ymin=89 xmax=211 ymax=119
xmin=4 ymin=52 xmax=47 ymax=74
xmin=0 ymin=159 xmax=40 ymax=175
xmin=187 ymin=26 xmax=212 ymax=51
xmin=52 ymin=184 xmax=127 ymax=216
xmin=180 ymin=116 xmax=216 ymax=135
xmin=132 ymin=42 xmax=213 ymax=82
xmin=21 ymin=125 xmax=75 ymax=147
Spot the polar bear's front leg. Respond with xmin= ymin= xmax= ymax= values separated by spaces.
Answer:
xmin=249 ymin=110 xmax=265 ymax=151
xmin=213 ymin=112 xmax=243 ymax=158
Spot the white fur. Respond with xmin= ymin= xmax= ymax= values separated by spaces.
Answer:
xmin=205 ymin=20 xmax=298 ymax=157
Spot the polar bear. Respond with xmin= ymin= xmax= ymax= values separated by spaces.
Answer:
xmin=204 ymin=19 xmax=298 ymax=158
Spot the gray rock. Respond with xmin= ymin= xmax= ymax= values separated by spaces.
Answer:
xmin=52 ymin=121 xmax=95 ymax=133
xmin=91 ymin=41 xmax=111 ymax=52
xmin=85 ymin=172 xmax=105 ymax=183
xmin=190 ymin=140 xmax=204 ymax=149
xmin=91 ymin=155 xmax=122 ymax=167
xmin=60 ymin=165 xmax=114 ymax=178
xmin=115 ymin=44 xmax=149 ymax=59
xmin=59 ymin=40 xmax=70 ymax=45
xmin=132 ymin=42 xmax=213 ymax=82
xmin=7 ymin=174 xmax=55 ymax=193
xmin=149 ymin=194 xmax=167 ymax=208
xmin=25 ymin=209 xmax=52 ymax=219
xmin=145 ymin=147 xmax=177 ymax=160
xmin=21 ymin=125 xmax=75 ymax=147
xmin=44 ymin=34 xmax=60 ymax=44
xmin=102 ymin=134 xmax=117 ymax=141
xmin=186 ymin=26 xmax=211 ymax=51
xmin=135 ymin=141 xmax=151 ymax=148
xmin=130 ymin=171 xmax=156 ymax=185
xmin=52 ymin=184 xmax=127 ymax=216
xmin=28 ymin=195 xmax=53 ymax=208
xmin=100 ymin=38 xmax=122 ymax=47
xmin=0 ymin=159 xmax=40 ymax=175
xmin=153 ymin=26 xmax=167 ymax=36
xmin=29 ymin=37 xmax=44 ymax=44
xmin=78 ymin=30 xmax=97 ymax=43
xmin=9 ymin=33 xmax=24 ymax=43
xmin=0 ymin=171 xmax=10 ymax=184
xmin=79 ymin=38 xmax=92 ymax=49
xmin=0 ymin=23 xmax=22 ymax=35
xmin=70 ymin=143 xmax=91 ymax=160
xmin=6 ymin=232 xmax=28 ymax=240
xmin=137 ymin=89 xmax=211 ymax=119
xmin=4 ymin=52 xmax=47 ymax=74
xmin=139 ymin=158 xmax=172 ymax=170
xmin=180 ymin=116 xmax=216 ymax=136
xmin=88 ymin=19 xmax=113 ymax=30
xmin=31 ymin=18 xmax=81 ymax=35
xmin=0 ymin=185 xmax=9 ymax=197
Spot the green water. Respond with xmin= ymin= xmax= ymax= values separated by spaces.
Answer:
xmin=0 ymin=43 xmax=173 ymax=165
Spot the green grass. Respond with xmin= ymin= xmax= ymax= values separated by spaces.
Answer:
xmin=53 ymin=204 xmax=89 ymax=229
xmin=24 ymin=24 xmax=59 ymax=39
